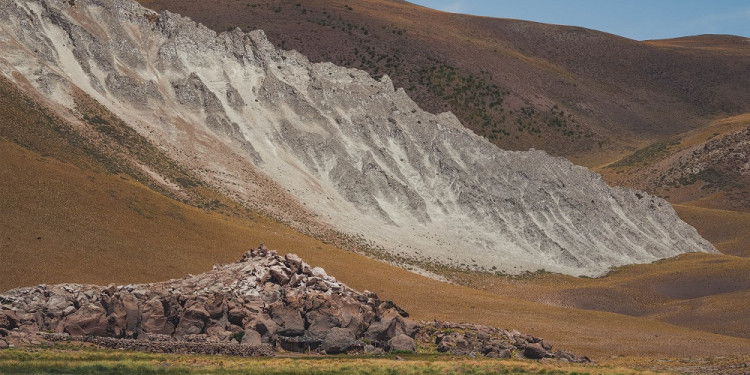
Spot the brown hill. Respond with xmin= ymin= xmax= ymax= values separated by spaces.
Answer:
xmin=1 ymin=1 xmax=748 ymax=366
xmin=645 ymin=34 xmax=750 ymax=55
xmin=137 ymin=0 xmax=750 ymax=164
xmin=2 ymin=74 xmax=750 ymax=362
xmin=132 ymin=0 xmax=750 ymax=260
xmin=597 ymin=113 xmax=750 ymax=256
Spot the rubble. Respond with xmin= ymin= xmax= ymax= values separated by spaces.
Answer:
xmin=0 ymin=245 xmax=589 ymax=362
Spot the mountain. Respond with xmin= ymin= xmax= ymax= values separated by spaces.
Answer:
xmin=0 ymin=0 xmax=715 ymax=277
xmin=130 ymin=0 xmax=750 ymax=260
xmin=136 ymin=0 xmax=750 ymax=165
xmin=597 ymin=112 xmax=750 ymax=256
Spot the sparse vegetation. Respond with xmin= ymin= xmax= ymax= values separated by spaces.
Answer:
xmin=0 ymin=344 xmax=642 ymax=374
xmin=608 ymin=139 xmax=680 ymax=168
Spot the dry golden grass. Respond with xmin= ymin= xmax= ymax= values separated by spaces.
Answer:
xmin=448 ymin=253 xmax=750 ymax=338
xmin=673 ymin=203 xmax=750 ymax=257
xmin=645 ymin=35 xmax=750 ymax=57
xmin=2 ymin=70 xmax=748 ymax=369
xmin=136 ymin=0 xmax=750 ymax=162
xmin=3 ymin=140 xmax=750 ymax=363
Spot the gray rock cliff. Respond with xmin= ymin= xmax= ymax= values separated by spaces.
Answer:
xmin=0 ymin=0 xmax=716 ymax=276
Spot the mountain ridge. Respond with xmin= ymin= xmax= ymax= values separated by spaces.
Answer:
xmin=0 ymin=0 xmax=716 ymax=276
xmin=135 ymin=0 xmax=750 ymax=166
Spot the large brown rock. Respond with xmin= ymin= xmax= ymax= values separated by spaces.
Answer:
xmin=270 ymin=303 xmax=304 ymax=337
xmin=139 ymin=298 xmax=174 ymax=335
xmin=205 ymin=294 xmax=226 ymax=320
xmin=305 ymin=311 xmax=341 ymax=339
xmin=106 ymin=297 xmax=128 ymax=337
xmin=522 ymin=342 xmax=549 ymax=359
xmin=205 ymin=325 xmax=232 ymax=342
xmin=121 ymin=294 xmax=139 ymax=337
xmin=45 ymin=295 xmax=71 ymax=318
xmin=241 ymin=329 xmax=262 ymax=346
xmin=321 ymin=327 xmax=356 ymax=354
xmin=284 ymin=254 xmax=304 ymax=273
xmin=437 ymin=331 xmax=472 ymax=355
xmin=365 ymin=311 xmax=412 ymax=342
xmin=486 ymin=349 xmax=512 ymax=358
xmin=387 ymin=334 xmax=415 ymax=353
xmin=0 ymin=310 xmax=18 ymax=330
xmin=252 ymin=314 xmax=280 ymax=340
xmin=63 ymin=303 xmax=108 ymax=336
xmin=269 ymin=266 xmax=291 ymax=285
xmin=174 ymin=303 xmax=209 ymax=337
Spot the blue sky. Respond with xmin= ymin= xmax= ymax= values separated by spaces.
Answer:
xmin=408 ymin=1 xmax=750 ymax=40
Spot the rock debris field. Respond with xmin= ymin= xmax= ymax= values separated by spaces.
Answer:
xmin=0 ymin=245 xmax=589 ymax=362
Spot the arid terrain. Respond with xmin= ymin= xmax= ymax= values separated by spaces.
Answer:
xmin=1 ymin=0 xmax=749 ymax=373
xmin=2 ymin=74 xmax=749 ymax=366
xmin=137 ymin=0 xmax=750 ymax=163
xmin=135 ymin=0 xmax=750 ymax=262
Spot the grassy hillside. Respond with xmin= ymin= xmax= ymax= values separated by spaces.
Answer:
xmin=133 ymin=0 xmax=750 ymax=266
xmin=450 ymin=253 xmax=750 ymax=339
xmin=673 ymin=204 xmax=750 ymax=258
xmin=7 ymin=137 xmax=750 ymax=357
xmin=6 ymin=138 xmax=750 ymax=357
xmin=2 ymin=76 xmax=750 ymax=362
xmin=138 ymin=0 xmax=750 ymax=163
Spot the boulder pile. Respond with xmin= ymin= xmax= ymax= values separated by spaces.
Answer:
xmin=0 ymin=245 xmax=414 ymax=354
xmin=415 ymin=321 xmax=590 ymax=362
xmin=0 ymin=245 xmax=589 ymax=362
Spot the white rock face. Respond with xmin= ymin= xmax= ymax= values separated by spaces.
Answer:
xmin=0 ymin=0 xmax=716 ymax=276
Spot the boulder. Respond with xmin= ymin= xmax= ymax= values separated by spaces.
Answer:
xmin=205 ymin=294 xmax=225 ymax=320
xmin=270 ymin=303 xmax=304 ymax=337
xmin=365 ymin=311 xmax=410 ymax=342
xmin=311 ymin=267 xmax=327 ymax=278
xmin=486 ymin=349 xmax=512 ymax=358
xmin=206 ymin=326 xmax=232 ymax=342
xmin=522 ymin=343 xmax=548 ymax=359
xmin=321 ymin=327 xmax=356 ymax=354
xmin=554 ymin=350 xmax=591 ymax=363
xmin=305 ymin=311 xmax=341 ymax=339
xmin=120 ymin=294 xmax=139 ymax=337
xmin=139 ymin=298 xmax=174 ymax=335
xmin=106 ymin=297 xmax=128 ymax=337
xmin=0 ymin=338 xmax=8 ymax=350
xmin=174 ymin=303 xmax=210 ymax=337
xmin=269 ymin=266 xmax=291 ymax=285
xmin=0 ymin=310 xmax=18 ymax=330
xmin=387 ymin=334 xmax=415 ymax=353
xmin=437 ymin=331 xmax=471 ymax=355
xmin=252 ymin=314 xmax=280 ymax=339
xmin=226 ymin=299 xmax=249 ymax=327
xmin=63 ymin=303 xmax=108 ymax=336
xmin=45 ymin=295 xmax=71 ymax=317
xmin=284 ymin=253 xmax=304 ymax=272
xmin=241 ymin=329 xmax=262 ymax=346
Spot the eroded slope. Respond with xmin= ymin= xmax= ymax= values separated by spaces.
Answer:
xmin=0 ymin=0 xmax=715 ymax=276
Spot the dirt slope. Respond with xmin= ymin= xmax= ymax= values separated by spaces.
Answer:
xmin=3 ymin=138 xmax=750 ymax=359
xmin=1 ymin=0 xmax=716 ymax=277
xmin=137 ymin=0 xmax=750 ymax=164
xmin=1 ymin=75 xmax=749 ymax=361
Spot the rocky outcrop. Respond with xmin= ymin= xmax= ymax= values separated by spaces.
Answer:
xmin=0 ymin=245 xmax=414 ymax=354
xmin=0 ymin=0 xmax=716 ymax=277
xmin=0 ymin=246 xmax=589 ymax=362
xmin=415 ymin=321 xmax=590 ymax=363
